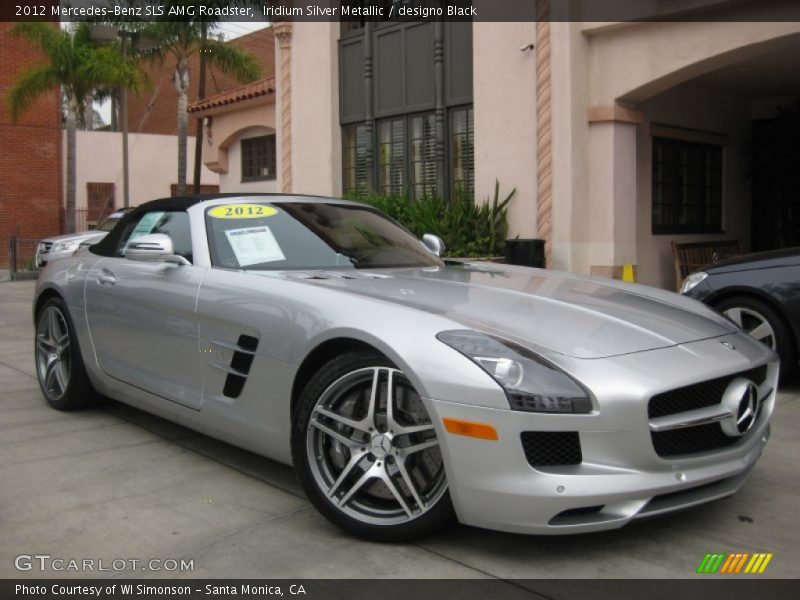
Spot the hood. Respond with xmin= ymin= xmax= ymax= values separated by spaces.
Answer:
xmin=276 ymin=263 xmax=736 ymax=359
xmin=703 ymin=247 xmax=800 ymax=274
xmin=42 ymin=231 xmax=107 ymax=246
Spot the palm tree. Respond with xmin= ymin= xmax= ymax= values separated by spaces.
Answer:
xmin=137 ymin=17 xmax=261 ymax=196
xmin=6 ymin=22 xmax=144 ymax=233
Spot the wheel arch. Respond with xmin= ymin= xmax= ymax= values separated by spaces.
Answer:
xmin=290 ymin=337 xmax=388 ymax=423
xmin=33 ymin=287 xmax=64 ymax=324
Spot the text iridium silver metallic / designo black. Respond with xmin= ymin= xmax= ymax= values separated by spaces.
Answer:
xmin=32 ymin=195 xmax=778 ymax=541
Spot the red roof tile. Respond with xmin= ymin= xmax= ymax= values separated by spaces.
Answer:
xmin=188 ymin=76 xmax=276 ymax=113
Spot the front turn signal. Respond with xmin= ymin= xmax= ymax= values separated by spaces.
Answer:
xmin=442 ymin=418 xmax=499 ymax=441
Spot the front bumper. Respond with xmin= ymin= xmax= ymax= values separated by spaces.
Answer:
xmin=425 ymin=332 xmax=777 ymax=535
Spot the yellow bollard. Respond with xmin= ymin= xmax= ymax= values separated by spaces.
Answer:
xmin=622 ymin=264 xmax=635 ymax=283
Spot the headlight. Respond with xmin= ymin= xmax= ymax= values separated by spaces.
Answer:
xmin=51 ymin=241 xmax=80 ymax=253
xmin=680 ymin=271 xmax=708 ymax=294
xmin=437 ymin=330 xmax=593 ymax=414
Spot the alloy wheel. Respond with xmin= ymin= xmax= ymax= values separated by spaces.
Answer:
xmin=35 ymin=306 xmax=72 ymax=401
xmin=723 ymin=306 xmax=777 ymax=350
xmin=306 ymin=366 xmax=447 ymax=526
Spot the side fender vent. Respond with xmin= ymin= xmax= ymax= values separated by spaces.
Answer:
xmin=222 ymin=335 xmax=259 ymax=399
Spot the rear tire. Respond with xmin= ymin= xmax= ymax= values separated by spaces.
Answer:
xmin=292 ymin=351 xmax=454 ymax=542
xmin=34 ymin=297 xmax=100 ymax=410
xmin=715 ymin=296 xmax=796 ymax=376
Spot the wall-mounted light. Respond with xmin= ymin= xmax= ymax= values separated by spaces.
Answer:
xmin=520 ymin=43 xmax=535 ymax=52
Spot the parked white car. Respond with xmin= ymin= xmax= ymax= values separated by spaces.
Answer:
xmin=36 ymin=209 xmax=132 ymax=268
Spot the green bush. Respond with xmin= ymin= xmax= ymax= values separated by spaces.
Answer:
xmin=353 ymin=181 xmax=514 ymax=258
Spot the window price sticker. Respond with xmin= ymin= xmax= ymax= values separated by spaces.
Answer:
xmin=225 ymin=226 xmax=286 ymax=267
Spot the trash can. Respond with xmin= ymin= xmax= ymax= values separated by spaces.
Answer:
xmin=505 ymin=238 xmax=545 ymax=268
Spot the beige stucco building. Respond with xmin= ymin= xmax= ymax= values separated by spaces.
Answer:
xmin=197 ymin=1 xmax=800 ymax=290
xmin=65 ymin=130 xmax=218 ymax=229
xmin=189 ymin=77 xmax=278 ymax=194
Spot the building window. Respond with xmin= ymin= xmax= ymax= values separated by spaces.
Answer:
xmin=379 ymin=118 xmax=406 ymax=196
xmin=652 ymin=136 xmax=723 ymax=234
xmin=450 ymin=106 xmax=474 ymax=201
xmin=410 ymin=114 xmax=439 ymax=199
xmin=343 ymin=123 xmax=368 ymax=196
xmin=241 ymin=135 xmax=276 ymax=182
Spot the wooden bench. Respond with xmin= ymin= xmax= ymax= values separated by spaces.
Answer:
xmin=671 ymin=239 xmax=741 ymax=291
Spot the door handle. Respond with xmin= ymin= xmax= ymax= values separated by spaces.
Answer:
xmin=97 ymin=270 xmax=116 ymax=285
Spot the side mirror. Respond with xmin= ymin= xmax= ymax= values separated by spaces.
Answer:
xmin=126 ymin=233 xmax=190 ymax=265
xmin=422 ymin=233 xmax=446 ymax=257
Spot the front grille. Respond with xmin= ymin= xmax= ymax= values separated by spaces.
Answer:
xmin=651 ymin=423 xmax=739 ymax=458
xmin=648 ymin=365 xmax=768 ymax=419
xmin=521 ymin=431 xmax=582 ymax=467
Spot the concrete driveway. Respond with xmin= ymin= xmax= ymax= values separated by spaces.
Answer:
xmin=1 ymin=280 xmax=798 ymax=579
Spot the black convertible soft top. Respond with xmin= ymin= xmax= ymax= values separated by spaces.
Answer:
xmin=89 ymin=193 xmax=358 ymax=257
xmin=89 ymin=195 xmax=202 ymax=257
xmin=89 ymin=194 xmax=282 ymax=257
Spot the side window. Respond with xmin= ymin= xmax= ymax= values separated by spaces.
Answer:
xmin=117 ymin=211 xmax=193 ymax=263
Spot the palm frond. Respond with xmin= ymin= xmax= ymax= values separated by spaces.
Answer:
xmin=203 ymin=40 xmax=261 ymax=83
xmin=82 ymin=44 xmax=147 ymax=92
xmin=10 ymin=22 xmax=61 ymax=56
xmin=6 ymin=63 xmax=58 ymax=122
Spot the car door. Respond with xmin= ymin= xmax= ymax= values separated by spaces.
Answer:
xmin=84 ymin=209 xmax=205 ymax=409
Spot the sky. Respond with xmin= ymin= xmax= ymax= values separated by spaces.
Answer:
xmin=216 ymin=22 xmax=270 ymax=42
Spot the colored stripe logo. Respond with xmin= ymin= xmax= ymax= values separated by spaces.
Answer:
xmin=697 ymin=552 xmax=773 ymax=574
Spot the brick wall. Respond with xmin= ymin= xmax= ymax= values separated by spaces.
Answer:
xmin=0 ymin=22 xmax=62 ymax=268
xmin=127 ymin=27 xmax=275 ymax=136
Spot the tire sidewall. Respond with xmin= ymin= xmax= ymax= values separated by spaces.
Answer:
xmin=35 ymin=297 xmax=93 ymax=410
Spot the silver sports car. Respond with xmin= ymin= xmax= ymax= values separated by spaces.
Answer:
xmin=33 ymin=195 xmax=778 ymax=541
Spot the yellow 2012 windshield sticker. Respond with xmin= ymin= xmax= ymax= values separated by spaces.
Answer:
xmin=208 ymin=204 xmax=278 ymax=219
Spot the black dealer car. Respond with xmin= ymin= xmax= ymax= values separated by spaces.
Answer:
xmin=681 ymin=248 xmax=800 ymax=376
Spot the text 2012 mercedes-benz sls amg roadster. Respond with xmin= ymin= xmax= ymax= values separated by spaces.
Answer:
xmin=33 ymin=195 xmax=777 ymax=541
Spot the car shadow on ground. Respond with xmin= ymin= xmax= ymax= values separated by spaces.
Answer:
xmin=102 ymin=400 xmax=305 ymax=501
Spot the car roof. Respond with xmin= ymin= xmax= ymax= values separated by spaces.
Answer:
xmin=133 ymin=193 xmax=360 ymax=215
xmin=91 ymin=194 xmax=371 ymax=259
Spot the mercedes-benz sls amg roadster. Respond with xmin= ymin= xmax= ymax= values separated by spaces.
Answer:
xmin=33 ymin=195 xmax=778 ymax=541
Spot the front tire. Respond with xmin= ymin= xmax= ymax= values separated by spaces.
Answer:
xmin=292 ymin=351 xmax=453 ymax=541
xmin=35 ymin=297 xmax=100 ymax=410
xmin=715 ymin=296 xmax=796 ymax=376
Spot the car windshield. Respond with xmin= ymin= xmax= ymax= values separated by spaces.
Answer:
xmin=205 ymin=201 xmax=442 ymax=270
xmin=95 ymin=212 xmax=125 ymax=232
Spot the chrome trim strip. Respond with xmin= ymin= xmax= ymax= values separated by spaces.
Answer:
xmin=209 ymin=339 xmax=256 ymax=355
xmin=649 ymin=404 xmax=732 ymax=432
xmin=209 ymin=362 xmax=248 ymax=377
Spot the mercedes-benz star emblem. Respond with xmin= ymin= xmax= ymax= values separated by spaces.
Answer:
xmin=720 ymin=341 xmax=736 ymax=350
xmin=720 ymin=378 xmax=759 ymax=437
xmin=369 ymin=433 xmax=393 ymax=458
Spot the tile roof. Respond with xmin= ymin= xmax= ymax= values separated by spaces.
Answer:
xmin=188 ymin=76 xmax=276 ymax=113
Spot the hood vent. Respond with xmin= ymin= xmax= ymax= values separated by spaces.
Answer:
xmin=287 ymin=271 xmax=394 ymax=281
